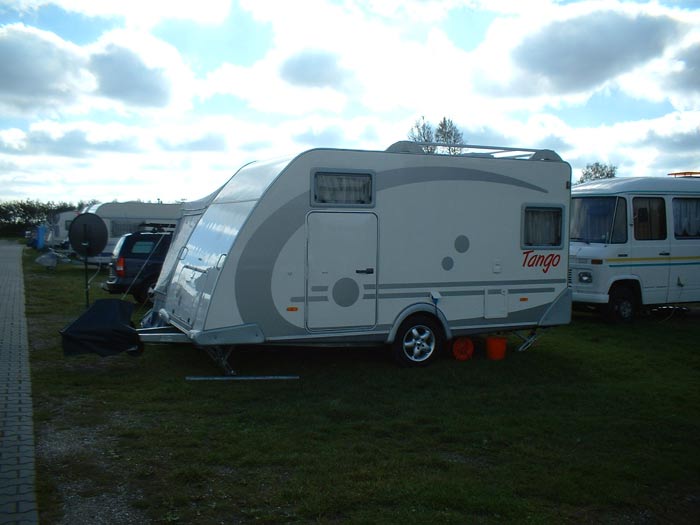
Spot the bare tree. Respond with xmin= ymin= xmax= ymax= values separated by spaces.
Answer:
xmin=578 ymin=162 xmax=617 ymax=184
xmin=407 ymin=116 xmax=436 ymax=153
xmin=408 ymin=116 xmax=465 ymax=154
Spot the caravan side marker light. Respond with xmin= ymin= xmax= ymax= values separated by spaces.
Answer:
xmin=519 ymin=297 xmax=528 ymax=302
xmin=287 ymin=306 xmax=299 ymax=312
xmin=591 ymin=259 xmax=603 ymax=265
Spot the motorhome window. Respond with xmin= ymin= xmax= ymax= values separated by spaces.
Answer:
xmin=523 ymin=207 xmax=563 ymax=247
xmin=673 ymin=198 xmax=700 ymax=239
xmin=633 ymin=197 xmax=666 ymax=240
xmin=570 ymin=197 xmax=627 ymax=244
xmin=314 ymin=172 xmax=373 ymax=205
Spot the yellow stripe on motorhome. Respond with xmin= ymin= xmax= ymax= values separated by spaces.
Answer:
xmin=607 ymin=255 xmax=700 ymax=263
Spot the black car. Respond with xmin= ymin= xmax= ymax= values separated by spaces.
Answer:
xmin=102 ymin=231 xmax=172 ymax=303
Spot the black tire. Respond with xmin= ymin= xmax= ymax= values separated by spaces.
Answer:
xmin=392 ymin=315 xmax=445 ymax=367
xmin=604 ymin=285 xmax=636 ymax=323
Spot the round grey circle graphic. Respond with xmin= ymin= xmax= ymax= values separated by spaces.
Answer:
xmin=333 ymin=278 xmax=360 ymax=307
xmin=455 ymin=235 xmax=470 ymax=253
xmin=442 ymin=256 xmax=454 ymax=271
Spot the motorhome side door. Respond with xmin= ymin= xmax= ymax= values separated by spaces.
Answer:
xmin=306 ymin=212 xmax=378 ymax=331
xmin=630 ymin=196 xmax=671 ymax=304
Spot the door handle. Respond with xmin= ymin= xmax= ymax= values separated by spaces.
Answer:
xmin=356 ymin=268 xmax=374 ymax=274
xmin=659 ymin=252 xmax=670 ymax=256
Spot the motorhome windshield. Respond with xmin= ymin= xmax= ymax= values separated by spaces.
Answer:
xmin=570 ymin=196 xmax=627 ymax=244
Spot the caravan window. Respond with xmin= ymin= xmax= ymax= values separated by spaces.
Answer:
xmin=633 ymin=197 xmax=666 ymax=240
xmin=111 ymin=220 xmax=141 ymax=237
xmin=522 ymin=206 xmax=563 ymax=248
xmin=313 ymin=172 xmax=373 ymax=206
xmin=673 ymin=198 xmax=700 ymax=239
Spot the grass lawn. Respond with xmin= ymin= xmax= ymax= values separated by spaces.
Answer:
xmin=24 ymin=249 xmax=700 ymax=524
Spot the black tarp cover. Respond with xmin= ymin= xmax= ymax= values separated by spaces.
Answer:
xmin=61 ymin=299 xmax=142 ymax=357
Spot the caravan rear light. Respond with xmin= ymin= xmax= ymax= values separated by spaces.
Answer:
xmin=115 ymin=257 xmax=126 ymax=277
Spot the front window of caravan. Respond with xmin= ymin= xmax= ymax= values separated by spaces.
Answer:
xmin=313 ymin=172 xmax=373 ymax=206
xmin=570 ymin=197 xmax=627 ymax=244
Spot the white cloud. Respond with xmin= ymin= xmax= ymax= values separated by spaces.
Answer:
xmin=0 ymin=24 xmax=92 ymax=116
xmin=1 ymin=0 xmax=699 ymax=205
xmin=7 ymin=0 xmax=233 ymax=28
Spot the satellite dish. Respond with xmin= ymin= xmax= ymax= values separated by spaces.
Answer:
xmin=69 ymin=213 xmax=108 ymax=257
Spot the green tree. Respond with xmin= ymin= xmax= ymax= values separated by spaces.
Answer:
xmin=0 ymin=199 xmax=79 ymax=236
xmin=435 ymin=117 xmax=464 ymax=155
xmin=578 ymin=162 xmax=617 ymax=184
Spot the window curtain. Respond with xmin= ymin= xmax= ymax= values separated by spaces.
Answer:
xmin=525 ymin=209 xmax=562 ymax=246
xmin=315 ymin=173 xmax=372 ymax=204
xmin=673 ymin=198 xmax=700 ymax=238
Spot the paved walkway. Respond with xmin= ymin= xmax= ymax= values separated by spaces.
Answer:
xmin=0 ymin=241 xmax=38 ymax=525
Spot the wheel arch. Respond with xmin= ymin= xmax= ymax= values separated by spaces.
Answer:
xmin=608 ymin=278 xmax=642 ymax=305
xmin=386 ymin=303 xmax=451 ymax=344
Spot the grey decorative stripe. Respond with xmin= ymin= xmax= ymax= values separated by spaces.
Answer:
xmin=364 ymin=278 xmax=565 ymax=290
xmin=376 ymin=166 xmax=549 ymax=194
xmin=291 ymin=296 xmax=329 ymax=303
xmin=311 ymin=285 xmax=329 ymax=292
xmin=487 ymin=289 xmax=503 ymax=295
xmin=378 ymin=292 xmax=431 ymax=299
xmin=439 ymin=290 xmax=485 ymax=297
xmin=509 ymin=287 xmax=555 ymax=294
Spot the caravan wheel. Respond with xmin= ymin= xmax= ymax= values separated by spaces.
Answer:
xmin=392 ymin=315 xmax=444 ymax=367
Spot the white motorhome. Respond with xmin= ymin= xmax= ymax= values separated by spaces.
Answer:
xmin=78 ymin=201 xmax=183 ymax=263
xmin=141 ymin=142 xmax=572 ymax=367
xmin=569 ymin=176 xmax=700 ymax=321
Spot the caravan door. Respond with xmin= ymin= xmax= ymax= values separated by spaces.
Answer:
xmin=306 ymin=212 xmax=378 ymax=331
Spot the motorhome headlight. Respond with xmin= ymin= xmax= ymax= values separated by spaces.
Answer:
xmin=578 ymin=271 xmax=593 ymax=284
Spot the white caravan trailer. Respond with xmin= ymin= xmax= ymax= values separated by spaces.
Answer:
xmin=46 ymin=210 xmax=80 ymax=247
xmin=78 ymin=201 xmax=183 ymax=263
xmin=569 ymin=176 xmax=700 ymax=321
xmin=141 ymin=142 xmax=572 ymax=367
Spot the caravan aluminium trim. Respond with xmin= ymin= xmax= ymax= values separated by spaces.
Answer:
xmin=145 ymin=142 xmax=572 ymax=365
xmin=569 ymin=176 xmax=700 ymax=321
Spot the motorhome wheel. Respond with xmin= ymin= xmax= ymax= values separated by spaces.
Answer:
xmin=392 ymin=315 xmax=444 ymax=367
xmin=605 ymin=286 xmax=635 ymax=323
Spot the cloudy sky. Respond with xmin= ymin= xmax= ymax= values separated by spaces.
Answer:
xmin=0 ymin=0 xmax=699 ymax=204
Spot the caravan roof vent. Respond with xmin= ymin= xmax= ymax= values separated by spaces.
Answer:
xmin=530 ymin=149 xmax=562 ymax=162
xmin=386 ymin=141 xmax=427 ymax=154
